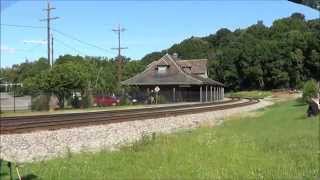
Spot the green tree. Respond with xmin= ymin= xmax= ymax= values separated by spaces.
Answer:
xmin=41 ymin=62 xmax=90 ymax=108
xmin=302 ymin=79 xmax=319 ymax=102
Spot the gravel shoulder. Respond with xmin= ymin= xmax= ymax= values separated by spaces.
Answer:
xmin=0 ymin=99 xmax=273 ymax=163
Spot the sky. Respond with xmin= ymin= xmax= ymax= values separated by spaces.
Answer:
xmin=1 ymin=0 xmax=319 ymax=68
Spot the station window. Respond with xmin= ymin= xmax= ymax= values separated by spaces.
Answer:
xmin=157 ymin=65 xmax=168 ymax=73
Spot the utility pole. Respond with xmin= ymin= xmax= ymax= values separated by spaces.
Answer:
xmin=112 ymin=24 xmax=127 ymax=82
xmin=40 ymin=0 xmax=59 ymax=67
xmin=51 ymin=33 xmax=54 ymax=65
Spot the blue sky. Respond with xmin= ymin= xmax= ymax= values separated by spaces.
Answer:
xmin=1 ymin=0 xmax=319 ymax=67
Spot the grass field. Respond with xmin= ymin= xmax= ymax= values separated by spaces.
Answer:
xmin=227 ymin=90 xmax=272 ymax=99
xmin=1 ymin=100 xmax=318 ymax=179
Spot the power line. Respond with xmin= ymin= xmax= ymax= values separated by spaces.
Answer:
xmin=1 ymin=0 xmax=20 ymax=11
xmin=53 ymin=28 xmax=113 ymax=54
xmin=6 ymin=43 xmax=45 ymax=54
xmin=0 ymin=23 xmax=113 ymax=55
xmin=54 ymin=37 xmax=85 ymax=56
xmin=0 ymin=23 xmax=45 ymax=29
xmin=24 ymin=43 xmax=45 ymax=53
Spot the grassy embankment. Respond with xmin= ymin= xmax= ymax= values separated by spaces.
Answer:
xmin=227 ymin=90 xmax=272 ymax=99
xmin=1 ymin=100 xmax=318 ymax=179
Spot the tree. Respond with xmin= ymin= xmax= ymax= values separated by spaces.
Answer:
xmin=41 ymin=62 xmax=90 ymax=108
xmin=141 ymin=51 xmax=166 ymax=65
xmin=288 ymin=49 xmax=304 ymax=87
xmin=122 ymin=61 xmax=145 ymax=81
xmin=168 ymin=37 xmax=210 ymax=59
xmin=302 ymin=79 xmax=319 ymax=102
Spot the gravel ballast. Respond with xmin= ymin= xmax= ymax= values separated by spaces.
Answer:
xmin=0 ymin=100 xmax=273 ymax=163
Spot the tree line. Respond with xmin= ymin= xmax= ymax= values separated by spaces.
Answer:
xmin=142 ymin=13 xmax=319 ymax=90
xmin=1 ymin=13 xmax=319 ymax=101
xmin=0 ymin=55 xmax=144 ymax=108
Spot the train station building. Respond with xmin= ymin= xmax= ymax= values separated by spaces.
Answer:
xmin=121 ymin=53 xmax=224 ymax=103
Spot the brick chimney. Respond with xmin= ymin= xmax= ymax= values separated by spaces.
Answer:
xmin=172 ymin=53 xmax=179 ymax=60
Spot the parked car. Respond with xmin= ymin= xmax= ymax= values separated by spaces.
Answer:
xmin=94 ymin=96 xmax=120 ymax=106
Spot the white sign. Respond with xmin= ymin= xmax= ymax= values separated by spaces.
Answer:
xmin=154 ymin=86 xmax=160 ymax=92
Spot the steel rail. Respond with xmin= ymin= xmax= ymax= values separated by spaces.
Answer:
xmin=2 ymin=98 xmax=241 ymax=127
xmin=0 ymin=98 xmax=258 ymax=135
xmin=1 ymin=98 xmax=239 ymax=124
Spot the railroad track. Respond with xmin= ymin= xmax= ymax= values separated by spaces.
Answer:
xmin=0 ymin=98 xmax=258 ymax=135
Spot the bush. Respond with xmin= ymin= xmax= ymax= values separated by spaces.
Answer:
xmin=119 ymin=96 xmax=132 ymax=106
xmin=302 ymin=80 xmax=319 ymax=102
xmin=31 ymin=94 xmax=50 ymax=111
xmin=158 ymin=95 xmax=169 ymax=104
xmin=82 ymin=94 xmax=93 ymax=108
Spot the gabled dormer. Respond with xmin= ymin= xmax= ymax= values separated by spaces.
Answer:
xmin=156 ymin=64 xmax=169 ymax=74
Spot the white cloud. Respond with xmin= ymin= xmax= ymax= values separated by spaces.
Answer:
xmin=0 ymin=45 xmax=16 ymax=53
xmin=23 ymin=40 xmax=47 ymax=45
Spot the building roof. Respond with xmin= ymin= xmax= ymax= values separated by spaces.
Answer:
xmin=121 ymin=54 xmax=224 ymax=86
xmin=176 ymin=59 xmax=207 ymax=74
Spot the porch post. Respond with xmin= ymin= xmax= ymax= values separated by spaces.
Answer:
xmin=213 ymin=87 xmax=216 ymax=101
xmin=212 ymin=86 xmax=215 ymax=102
xmin=200 ymin=86 xmax=203 ymax=102
xmin=210 ymin=86 xmax=213 ymax=102
xmin=173 ymin=87 xmax=176 ymax=103
xmin=216 ymin=87 xmax=219 ymax=101
xmin=205 ymin=85 xmax=208 ymax=102
xmin=221 ymin=87 xmax=223 ymax=100
xmin=222 ymin=87 xmax=224 ymax=100
xmin=146 ymin=87 xmax=150 ymax=104
xmin=219 ymin=87 xmax=221 ymax=100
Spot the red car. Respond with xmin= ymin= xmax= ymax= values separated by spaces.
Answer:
xmin=95 ymin=96 xmax=120 ymax=106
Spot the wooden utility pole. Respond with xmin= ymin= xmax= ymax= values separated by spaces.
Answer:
xmin=51 ymin=33 xmax=54 ymax=65
xmin=112 ymin=24 xmax=127 ymax=82
xmin=41 ymin=0 xmax=59 ymax=67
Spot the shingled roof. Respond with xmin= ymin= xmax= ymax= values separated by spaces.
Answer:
xmin=121 ymin=54 xmax=224 ymax=86
xmin=177 ymin=59 xmax=208 ymax=74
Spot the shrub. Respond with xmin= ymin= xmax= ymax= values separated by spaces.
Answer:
xmin=31 ymin=94 xmax=50 ymax=111
xmin=302 ymin=80 xmax=319 ymax=102
xmin=119 ymin=97 xmax=132 ymax=106
xmin=158 ymin=94 xmax=169 ymax=104
xmin=128 ymin=132 xmax=156 ymax=152
xmin=81 ymin=94 xmax=93 ymax=108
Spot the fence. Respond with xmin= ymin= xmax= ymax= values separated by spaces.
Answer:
xmin=0 ymin=92 xmax=32 ymax=112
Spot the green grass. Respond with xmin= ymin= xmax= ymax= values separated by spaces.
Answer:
xmin=1 ymin=100 xmax=319 ymax=179
xmin=227 ymin=90 xmax=272 ymax=99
